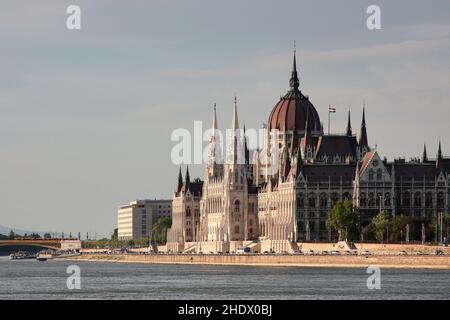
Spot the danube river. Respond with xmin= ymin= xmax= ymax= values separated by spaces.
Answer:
xmin=0 ymin=256 xmax=448 ymax=299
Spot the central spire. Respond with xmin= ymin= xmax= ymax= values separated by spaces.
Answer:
xmin=289 ymin=45 xmax=300 ymax=91
xmin=232 ymin=96 xmax=239 ymax=130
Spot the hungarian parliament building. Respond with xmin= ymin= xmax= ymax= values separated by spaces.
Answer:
xmin=166 ymin=53 xmax=449 ymax=254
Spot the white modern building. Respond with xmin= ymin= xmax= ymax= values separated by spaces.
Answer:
xmin=117 ymin=199 xmax=172 ymax=241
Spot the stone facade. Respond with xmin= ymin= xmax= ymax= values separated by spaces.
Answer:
xmin=166 ymin=52 xmax=450 ymax=253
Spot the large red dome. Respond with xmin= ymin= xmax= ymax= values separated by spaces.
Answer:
xmin=268 ymin=54 xmax=321 ymax=132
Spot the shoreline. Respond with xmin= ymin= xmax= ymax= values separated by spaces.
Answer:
xmin=62 ymin=254 xmax=450 ymax=270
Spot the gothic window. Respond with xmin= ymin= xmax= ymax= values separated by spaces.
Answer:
xmin=368 ymin=193 xmax=375 ymax=206
xmin=234 ymin=225 xmax=240 ymax=234
xmin=414 ymin=192 xmax=421 ymax=207
xmin=403 ymin=192 xmax=411 ymax=206
xmin=425 ymin=192 xmax=433 ymax=207
xmin=384 ymin=192 xmax=391 ymax=206
xmin=297 ymin=194 xmax=304 ymax=208
xmin=396 ymin=193 xmax=401 ymax=207
xmin=249 ymin=219 xmax=253 ymax=226
xmin=331 ymin=193 xmax=339 ymax=206
xmin=376 ymin=168 xmax=382 ymax=180
xmin=234 ymin=200 xmax=240 ymax=213
xmin=308 ymin=192 xmax=316 ymax=208
xmin=368 ymin=169 xmax=374 ymax=181
xmin=319 ymin=193 xmax=328 ymax=208
xmin=376 ymin=192 xmax=382 ymax=206
xmin=360 ymin=193 xmax=366 ymax=206
xmin=437 ymin=192 xmax=445 ymax=207
xmin=186 ymin=206 xmax=191 ymax=217
xmin=194 ymin=208 xmax=200 ymax=217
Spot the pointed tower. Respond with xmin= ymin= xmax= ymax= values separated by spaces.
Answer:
xmin=358 ymin=106 xmax=369 ymax=159
xmin=227 ymin=96 xmax=243 ymax=165
xmin=346 ymin=109 xmax=352 ymax=136
xmin=422 ymin=142 xmax=428 ymax=163
xmin=293 ymin=144 xmax=303 ymax=178
xmin=300 ymin=110 xmax=314 ymax=160
xmin=206 ymin=104 xmax=222 ymax=172
xmin=289 ymin=48 xmax=300 ymax=92
xmin=436 ymin=140 xmax=443 ymax=171
xmin=177 ymin=166 xmax=183 ymax=193
xmin=185 ymin=166 xmax=191 ymax=187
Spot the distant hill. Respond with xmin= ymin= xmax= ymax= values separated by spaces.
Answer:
xmin=0 ymin=225 xmax=53 ymax=237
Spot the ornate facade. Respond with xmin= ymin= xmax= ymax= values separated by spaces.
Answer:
xmin=166 ymin=52 xmax=450 ymax=253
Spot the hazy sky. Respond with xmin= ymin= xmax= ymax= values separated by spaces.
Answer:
xmin=1 ymin=0 xmax=450 ymax=237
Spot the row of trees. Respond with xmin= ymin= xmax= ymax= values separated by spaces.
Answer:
xmin=0 ymin=231 xmax=44 ymax=240
xmin=326 ymin=199 xmax=450 ymax=243
xmin=83 ymin=217 xmax=173 ymax=248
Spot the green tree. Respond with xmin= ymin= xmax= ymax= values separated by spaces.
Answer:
xmin=429 ymin=213 xmax=450 ymax=243
xmin=326 ymin=199 xmax=359 ymax=241
xmin=371 ymin=210 xmax=391 ymax=242
xmin=390 ymin=215 xmax=409 ymax=242
xmin=151 ymin=217 xmax=172 ymax=244
xmin=111 ymin=228 xmax=118 ymax=241
xmin=362 ymin=223 xmax=376 ymax=241
xmin=8 ymin=230 xmax=16 ymax=240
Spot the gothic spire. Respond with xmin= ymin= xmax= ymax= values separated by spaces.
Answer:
xmin=437 ymin=140 xmax=443 ymax=159
xmin=359 ymin=106 xmax=368 ymax=149
xmin=185 ymin=165 xmax=190 ymax=185
xmin=301 ymin=109 xmax=312 ymax=152
xmin=207 ymin=104 xmax=221 ymax=166
xmin=177 ymin=166 xmax=183 ymax=192
xmin=422 ymin=142 xmax=428 ymax=162
xmin=346 ymin=109 xmax=352 ymax=136
xmin=232 ymin=96 xmax=239 ymax=130
xmin=212 ymin=103 xmax=217 ymax=131
xmin=436 ymin=140 xmax=444 ymax=172
xmin=289 ymin=47 xmax=300 ymax=91
xmin=295 ymin=144 xmax=303 ymax=177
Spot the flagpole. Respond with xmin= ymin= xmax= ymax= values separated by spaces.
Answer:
xmin=328 ymin=109 xmax=330 ymax=135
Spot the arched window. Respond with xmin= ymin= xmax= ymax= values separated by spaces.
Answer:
xmin=186 ymin=206 xmax=191 ymax=217
xmin=368 ymin=193 xmax=375 ymax=206
xmin=308 ymin=192 xmax=316 ymax=208
xmin=320 ymin=193 xmax=328 ymax=208
xmin=376 ymin=168 xmax=382 ymax=180
xmin=403 ymin=192 xmax=410 ymax=206
xmin=234 ymin=200 xmax=240 ymax=213
xmin=331 ymin=193 xmax=339 ymax=206
xmin=384 ymin=193 xmax=391 ymax=206
xmin=234 ymin=225 xmax=239 ymax=234
xmin=360 ymin=192 xmax=366 ymax=206
xmin=414 ymin=192 xmax=421 ymax=207
xmin=368 ymin=169 xmax=374 ymax=181
xmin=376 ymin=192 xmax=382 ymax=206
xmin=297 ymin=194 xmax=304 ymax=208
xmin=437 ymin=192 xmax=445 ymax=207
xmin=425 ymin=192 xmax=433 ymax=207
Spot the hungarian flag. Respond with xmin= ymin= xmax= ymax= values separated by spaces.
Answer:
xmin=328 ymin=106 xmax=336 ymax=113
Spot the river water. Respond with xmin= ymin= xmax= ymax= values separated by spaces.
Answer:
xmin=0 ymin=256 xmax=448 ymax=299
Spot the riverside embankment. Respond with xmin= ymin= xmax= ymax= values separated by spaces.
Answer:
xmin=65 ymin=253 xmax=450 ymax=269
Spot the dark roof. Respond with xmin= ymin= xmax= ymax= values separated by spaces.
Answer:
xmin=268 ymin=54 xmax=321 ymax=133
xmin=268 ymin=90 xmax=321 ymax=132
xmin=302 ymin=164 xmax=356 ymax=182
xmin=179 ymin=180 xmax=203 ymax=197
xmin=390 ymin=163 xmax=437 ymax=179
xmin=315 ymin=135 xmax=358 ymax=158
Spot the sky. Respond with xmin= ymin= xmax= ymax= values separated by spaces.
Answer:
xmin=1 ymin=0 xmax=450 ymax=237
